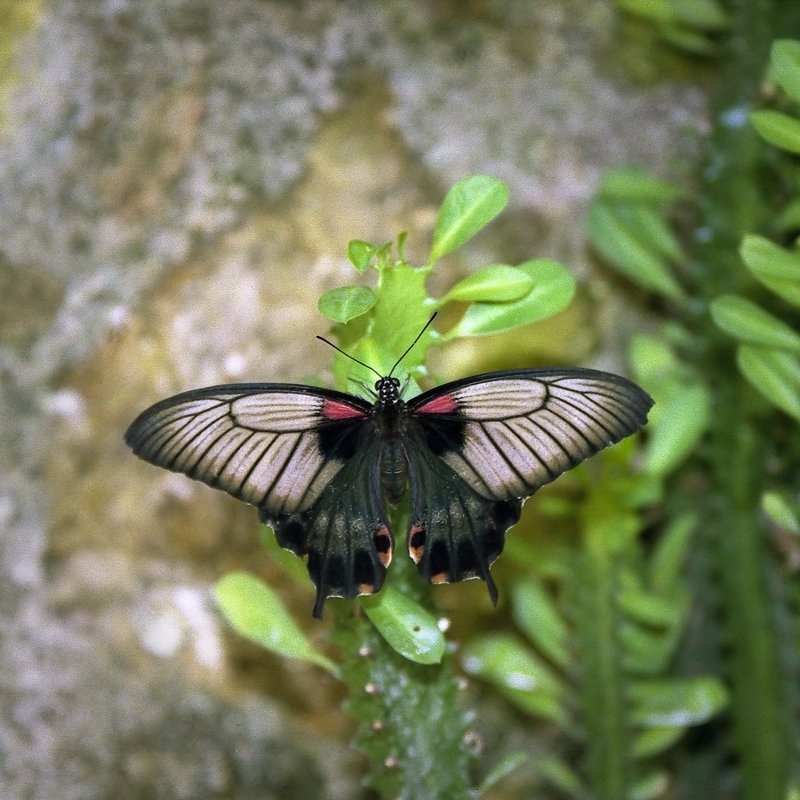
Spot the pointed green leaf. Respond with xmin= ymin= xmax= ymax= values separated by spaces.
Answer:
xmin=629 ymin=771 xmax=670 ymax=800
xmin=710 ymin=294 xmax=800 ymax=351
xmin=362 ymin=586 xmax=445 ymax=665
xmin=629 ymin=334 xmax=679 ymax=386
xmin=441 ymin=264 xmax=534 ymax=304
xmin=659 ymin=24 xmax=716 ymax=55
xmin=347 ymin=239 xmax=376 ymax=272
xmin=631 ymin=726 xmax=685 ymax=759
xmin=761 ymin=491 xmax=800 ymax=534
xmin=587 ymin=201 xmax=685 ymax=300
xmin=477 ymin=752 xmax=528 ymax=795
xmin=599 ymin=167 xmax=685 ymax=203
xmin=214 ymin=572 xmax=337 ymax=674
xmin=750 ymin=110 xmax=800 ymax=154
xmin=740 ymin=235 xmax=800 ymax=306
xmin=629 ymin=677 xmax=728 ymax=727
xmin=741 ymin=235 xmax=800 ymax=280
xmin=737 ymin=344 xmax=800 ymax=420
xmin=318 ymin=285 xmax=376 ymax=324
xmin=620 ymin=620 xmax=680 ymax=675
xmin=618 ymin=587 xmax=682 ymax=628
xmin=537 ymin=755 xmax=585 ymax=796
xmin=649 ymin=513 xmax=696 ymax=593
xmin=671 ymin=0 xmax=728 ymax=29
xmin=772 ymin=40 xmax=800 ymax=103
xmin=462 ymin=633 xmax=569 ymax=724
xmin=644 ymin=383 xmax=710 ymax=476
xmin=446 ymin=259 xmax=575 ymax=338
xmin=429 ymin=175 xmax=509 ymax=263
xmin=510 ymin=579 xmax=570 ymax=669
xmin=615 ymin=0 xmax=675 ymax=24
xmin=628 ymin=205 xmax=686 ymax=264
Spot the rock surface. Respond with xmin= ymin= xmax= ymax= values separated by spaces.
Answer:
xmin=0 ymin=1 xmax=705 ymax=796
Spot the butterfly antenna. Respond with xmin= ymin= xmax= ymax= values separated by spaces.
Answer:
xmin=388 ymin=312 xmax=438 ymax=377
xmin=315 ymin=336 xmax=383 ymax=380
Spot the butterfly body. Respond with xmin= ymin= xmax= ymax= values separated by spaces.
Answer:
xmin=125 ymin=367 xmax=652 ymax=617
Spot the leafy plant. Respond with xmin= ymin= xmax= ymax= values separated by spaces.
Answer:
xmin=215 ymin=174 xmax=582 ymax=797
xmin=585 ymin=34 xmax=800 ymax=800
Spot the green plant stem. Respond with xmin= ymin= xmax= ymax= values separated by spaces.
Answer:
xmin=708 ymin=392 xmax=791 ymax=799
xmin=573 ymin=530 xmax=630 ymax=800
xmin=680 ymin=2 xmax=800 ymax=796
xmin=332 ymin=509 xmax=473 ymax=800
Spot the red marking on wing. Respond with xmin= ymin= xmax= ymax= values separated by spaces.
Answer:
xmin=322 ymin=398 xmax=368 ymax=420
xmin=415 ymin=394 xmax=459 ymax=414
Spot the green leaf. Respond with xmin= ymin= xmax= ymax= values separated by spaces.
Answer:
xmin=659 ymin=24 xmax=716 ymax=55
xmin=587 ymin=201 xmax=685 ymax=300
xmin=750 ymin=110 xmax=800 ymax=154
xmin=362 ymin=587 xmax=445 ymax=665
xmin=629 ymin=334 xmax=679 ymax=386
xmin=737 ymin=344 xmax=800 ymax=420
xmin=741 ymin=234 xmax=800 ymax=281
xmin=710 ymin=294 xmax=800 ymax=351
xmin=620 ymin=619 xmax=680 ymax=675
xmin=644 ymin=383 xmax=710 ymax=476
xmin=510 ymin=579 xmax=570 ymax=670
xmin=446 ymin=259 xmax=575 ymax=338
xmin=671 ymin=0 xmax=729 ymax=30
xmin=318 ymin=285 xmax=376 ymax=324
xmin=615 ymin=0 xmax=675 ymax=24
xmin=214 ymin=572 xmax=337 ymax=674
xmin=628 ymin=205 xmax=686 ymax=264
xmin=477 ymin=752 xmax=528 ymax=795
xmin=599 ymin=167 xmax=685 ymax=203
xmin=649 ymin=513 xmax=696 ymax=593
xmin=629 ymin=677 xmax=728 ymax=728
xmin=537 ymin=755 xmax=585 ymax=796
xmin=618 ymin=585 xmax=682 ymax=628
xmin=441 ymin=264 xmax=534 ymax=304
xmin=461 ymin=633 xmax=569 ymax=724
xmin=632 ymin=726 xmax=686 ymax=760
xmin=629 ymin=771 xmax=670 ymax=800
xmin=740 ymin=235 xmax=800 ymax=306
xmin=772 ymin=40 xmax=800 ymax=104
xmin=761 ymin=491 xmax=800 ymax=534
xmin=347 ymin=239 xmax=376 ymax=272
xmin=429 ymin=175 xmax=509 ymax=263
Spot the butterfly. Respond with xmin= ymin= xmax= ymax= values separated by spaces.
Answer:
xmin=125 ymin=321 xmax=653 ymax=618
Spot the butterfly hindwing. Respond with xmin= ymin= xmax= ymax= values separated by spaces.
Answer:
xmin=404 ymin=423 xmax=521 ymax=601
xmin=264 ymin=434 xmax=394 ymax=618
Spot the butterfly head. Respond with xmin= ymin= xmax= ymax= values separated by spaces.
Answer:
xmin=375 ymin=375 xmax=402 ymax=406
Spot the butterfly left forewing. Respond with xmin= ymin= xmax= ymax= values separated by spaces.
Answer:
xmin=125 ymin=384 xmax=371 ymax=514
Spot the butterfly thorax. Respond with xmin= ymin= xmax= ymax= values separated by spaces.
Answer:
xmin=372 ymin=376 xmax=410 ymax=505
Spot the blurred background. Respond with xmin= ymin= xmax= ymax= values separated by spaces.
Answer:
xmin=2 ymin=1 xmax=785 ymax=798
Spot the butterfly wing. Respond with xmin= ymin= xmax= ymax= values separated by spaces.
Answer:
xmin=265 ymin=434 xmax=393 ymax=618
xmin=404 ymin=368 xmax=653 ymax=595
xmin=125 ymin=384 xmax=393 ymax=616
